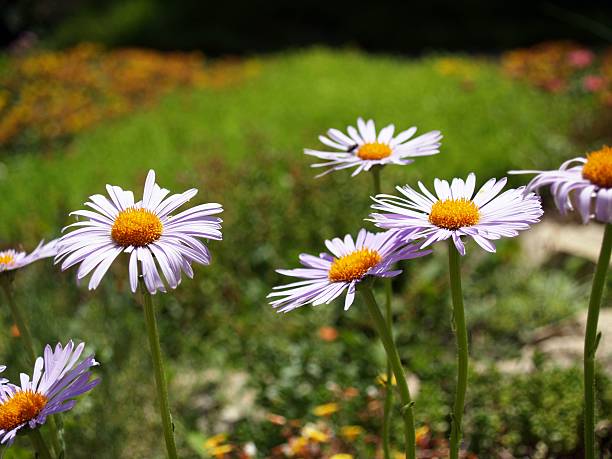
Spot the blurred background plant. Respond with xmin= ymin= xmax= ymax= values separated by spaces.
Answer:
xmin=1 ymin=1 xmax=612 ymax=458
xmin=0 ymin=43 xmax=259 ymax=149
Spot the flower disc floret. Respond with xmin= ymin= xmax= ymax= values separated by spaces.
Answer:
xmin=429 ymin=199 xmax=480 ymax=230
xmin=111 ymin=207 xmax=163 ymax=247
xmin=357 ymin=142 xmax=393 ymax=160
xmin=328 ymin=249 xmax=382 ymax=282
xmin=582 ymin=146 xmax=612 ymax=188
xmin=0 ymin=391 xmax=48 ymax=432
xmin=0 ymin=253 xmax=15 ymax=266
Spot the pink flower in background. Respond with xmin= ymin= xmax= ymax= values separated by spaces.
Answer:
xmin=543 ymin=78 xmax=566 ymax=93
xmin=568 ymin=49 xmax=594 ymax=68
xmin=583 ymin=75 xmax=604 ymax=92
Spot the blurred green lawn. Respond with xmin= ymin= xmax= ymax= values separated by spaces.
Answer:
xmin=0 ymin=48 xmax=586 ymax=240
xmin=0 ymin=49 xmax=609 ymax=458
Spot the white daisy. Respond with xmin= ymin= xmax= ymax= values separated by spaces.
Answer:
xmin=0 ymin=240 xmax=58 ymax=273
xmin=56 ymin=170 xmax=223 ymax=294
xmin=304 ymin=117 xmax=442 ymax=177
xmin=268 ymin=229 xmax=430 ymax=312
xmin=369 ymin=173 xmax=543 ymax=255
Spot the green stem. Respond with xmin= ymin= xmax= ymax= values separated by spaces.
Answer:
xmin=0 ymin=276 xmax=36 ymax=365
xmin=448 ymin=241 xmax=468 ymax=459
xmin=382 ymin=280 xmax=394 ymax=459
xmin=0 ymin=275 xmax=64 ymax=457
xmin=371 ymin=165 xmax=393 ymax=459
xmin=140 ymin=282 xmax=178 ymax=459
xmin=361 ymin=285 xmax=416 ymax=459
xmin=0 ymin=273 xmax=65 ymax=456
xmin=584 ymin=223 xmax=612 ymax=459
xmin=28 ymin=429 xmax=53 ymax=459
xmin=371 ymin=166 xmax=381 ymax=196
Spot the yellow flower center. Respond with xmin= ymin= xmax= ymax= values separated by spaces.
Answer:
xmin=356 ymin=142 xmax=392 ymax=160
xmin=582 ymin=146 xmax=612 ymax=188
xmin=111 ymin=208 xmax=163 ymax=247
xmin=328 ymin=249 xmax=382 ymax=283
xmin=0 ymin=390 xmax=48 ymax=432
xmin=0 ymin=253 xmax=15 ymax=266
xmin=429 ymin=198 xmax=481 ymax=230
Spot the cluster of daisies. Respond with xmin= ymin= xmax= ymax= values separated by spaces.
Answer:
xmin=0 ymin=170 xmax=222 ymax=452
xmin=270 ymin=118 xmax=610 ymax=311
xmin=270 ymin=117 xmax=611 ymax=457
xmin=1 ymin=114 xmax=610 ymax=456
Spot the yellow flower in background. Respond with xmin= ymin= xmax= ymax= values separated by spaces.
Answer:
xmin=210 ymin=444 xmax=232 ymax=457
xmin=330 ymin=455 xmax=354 ymax=459
xmin=416 ymin=425 xmax=430 ymax=442
xmin=302 ymin=424 xmax=329 ymax=443
xmin=312 ymin=402 xmax=339 ymax=417
xmin=434 ymin=57 xmax=479 ymax=80
xmin=289 ymin=436 xmax=308 ymax=454
xmin=377 ymin=373 xmax=397 ymax=386
xmin=340 ymin=425 xmax=364 ymax=441
xmin=204 ymin=434 xmax=233 ymax=458
xmin=204 ymin=433 xmax=228 ymax=449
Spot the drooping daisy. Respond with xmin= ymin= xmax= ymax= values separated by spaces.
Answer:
xmin=56 ymin=170 xmax=223 ymax=294
xmin=304 ymin=117 xmax=442 ymax=177
xmin=268 ymin=229 xmax=430 ymax=312
xmin=0 ymin=341 xmax=98 ymax=445
xmin=509 ymin=146 xmax=612 ymax=223
xmin=369 ymin=173 xmax=543 ymax=255
xmin=0 ymin=240 xmax=58 ymax=274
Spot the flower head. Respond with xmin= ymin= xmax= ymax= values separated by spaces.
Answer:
xmin=0 ymin=240 xmax=58 ymax=273
xmin=370 ymin=173 xmax=543 ymax=255
xmin=56 ymin=170 xmax=223 ymax=294
xmin=304 ymin=117 xmax=442 ymax=177
xmin=0 ymin=341 xmax=98 ymax=445
xmin=509 ymin=147 xmax=612 ymax=223
xmin=268 ymin=229 xmax=430 ymax=312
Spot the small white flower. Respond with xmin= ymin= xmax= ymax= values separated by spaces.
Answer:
xmin=305 ymin=117 xmax=442 ymax=177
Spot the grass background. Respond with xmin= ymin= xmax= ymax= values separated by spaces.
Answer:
xmin=0 ymin=48 xmax=610 ymax=458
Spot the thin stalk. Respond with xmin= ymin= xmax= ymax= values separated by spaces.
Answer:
xmin=382 ymin=280 xmax=394 ymax=459
xmin=0 ymin=276 xmax=36 ymax=365
xmin=584 ymin=223 xmax=612 ymax=459
xmin=28 ymin=429 xmax=53 ymax=459
xmin=140 ymin=282 xmax=178 ymax=459
xmin=361 ymin=285 xmax=416 ymax=459
xmin=371 ymin=166 xmax=394 ymax=459
xmin=0 ymin=275 xmax=64 ymax=457
xmin=448 ymin=241 xmax=468 ymax=459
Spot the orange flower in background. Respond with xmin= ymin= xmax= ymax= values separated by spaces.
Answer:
xmin=501 ymin=41 xmax=590 ymax=92
xmin=318 ymin=326 xmax=339 ymax=342
xmin=0 ymin=44 xmax=259 ymax=148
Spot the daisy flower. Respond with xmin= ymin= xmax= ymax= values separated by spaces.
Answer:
xmin=0 ymin=341 xmax=98 ymax=445
xmin=268 ymin=229 xmax=430 ymax=312
xmin=509 ymin=145 xmax=612 ymax=223
xmin=369 ymin=173 xmax=543 ymax=255
xmin=0 ymin=240 xmax=58 ymax=274
xmin=304 ymin=117 xmax=442 ymax=177
xmin=56 ymin=170 xmax=223 ymax=294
